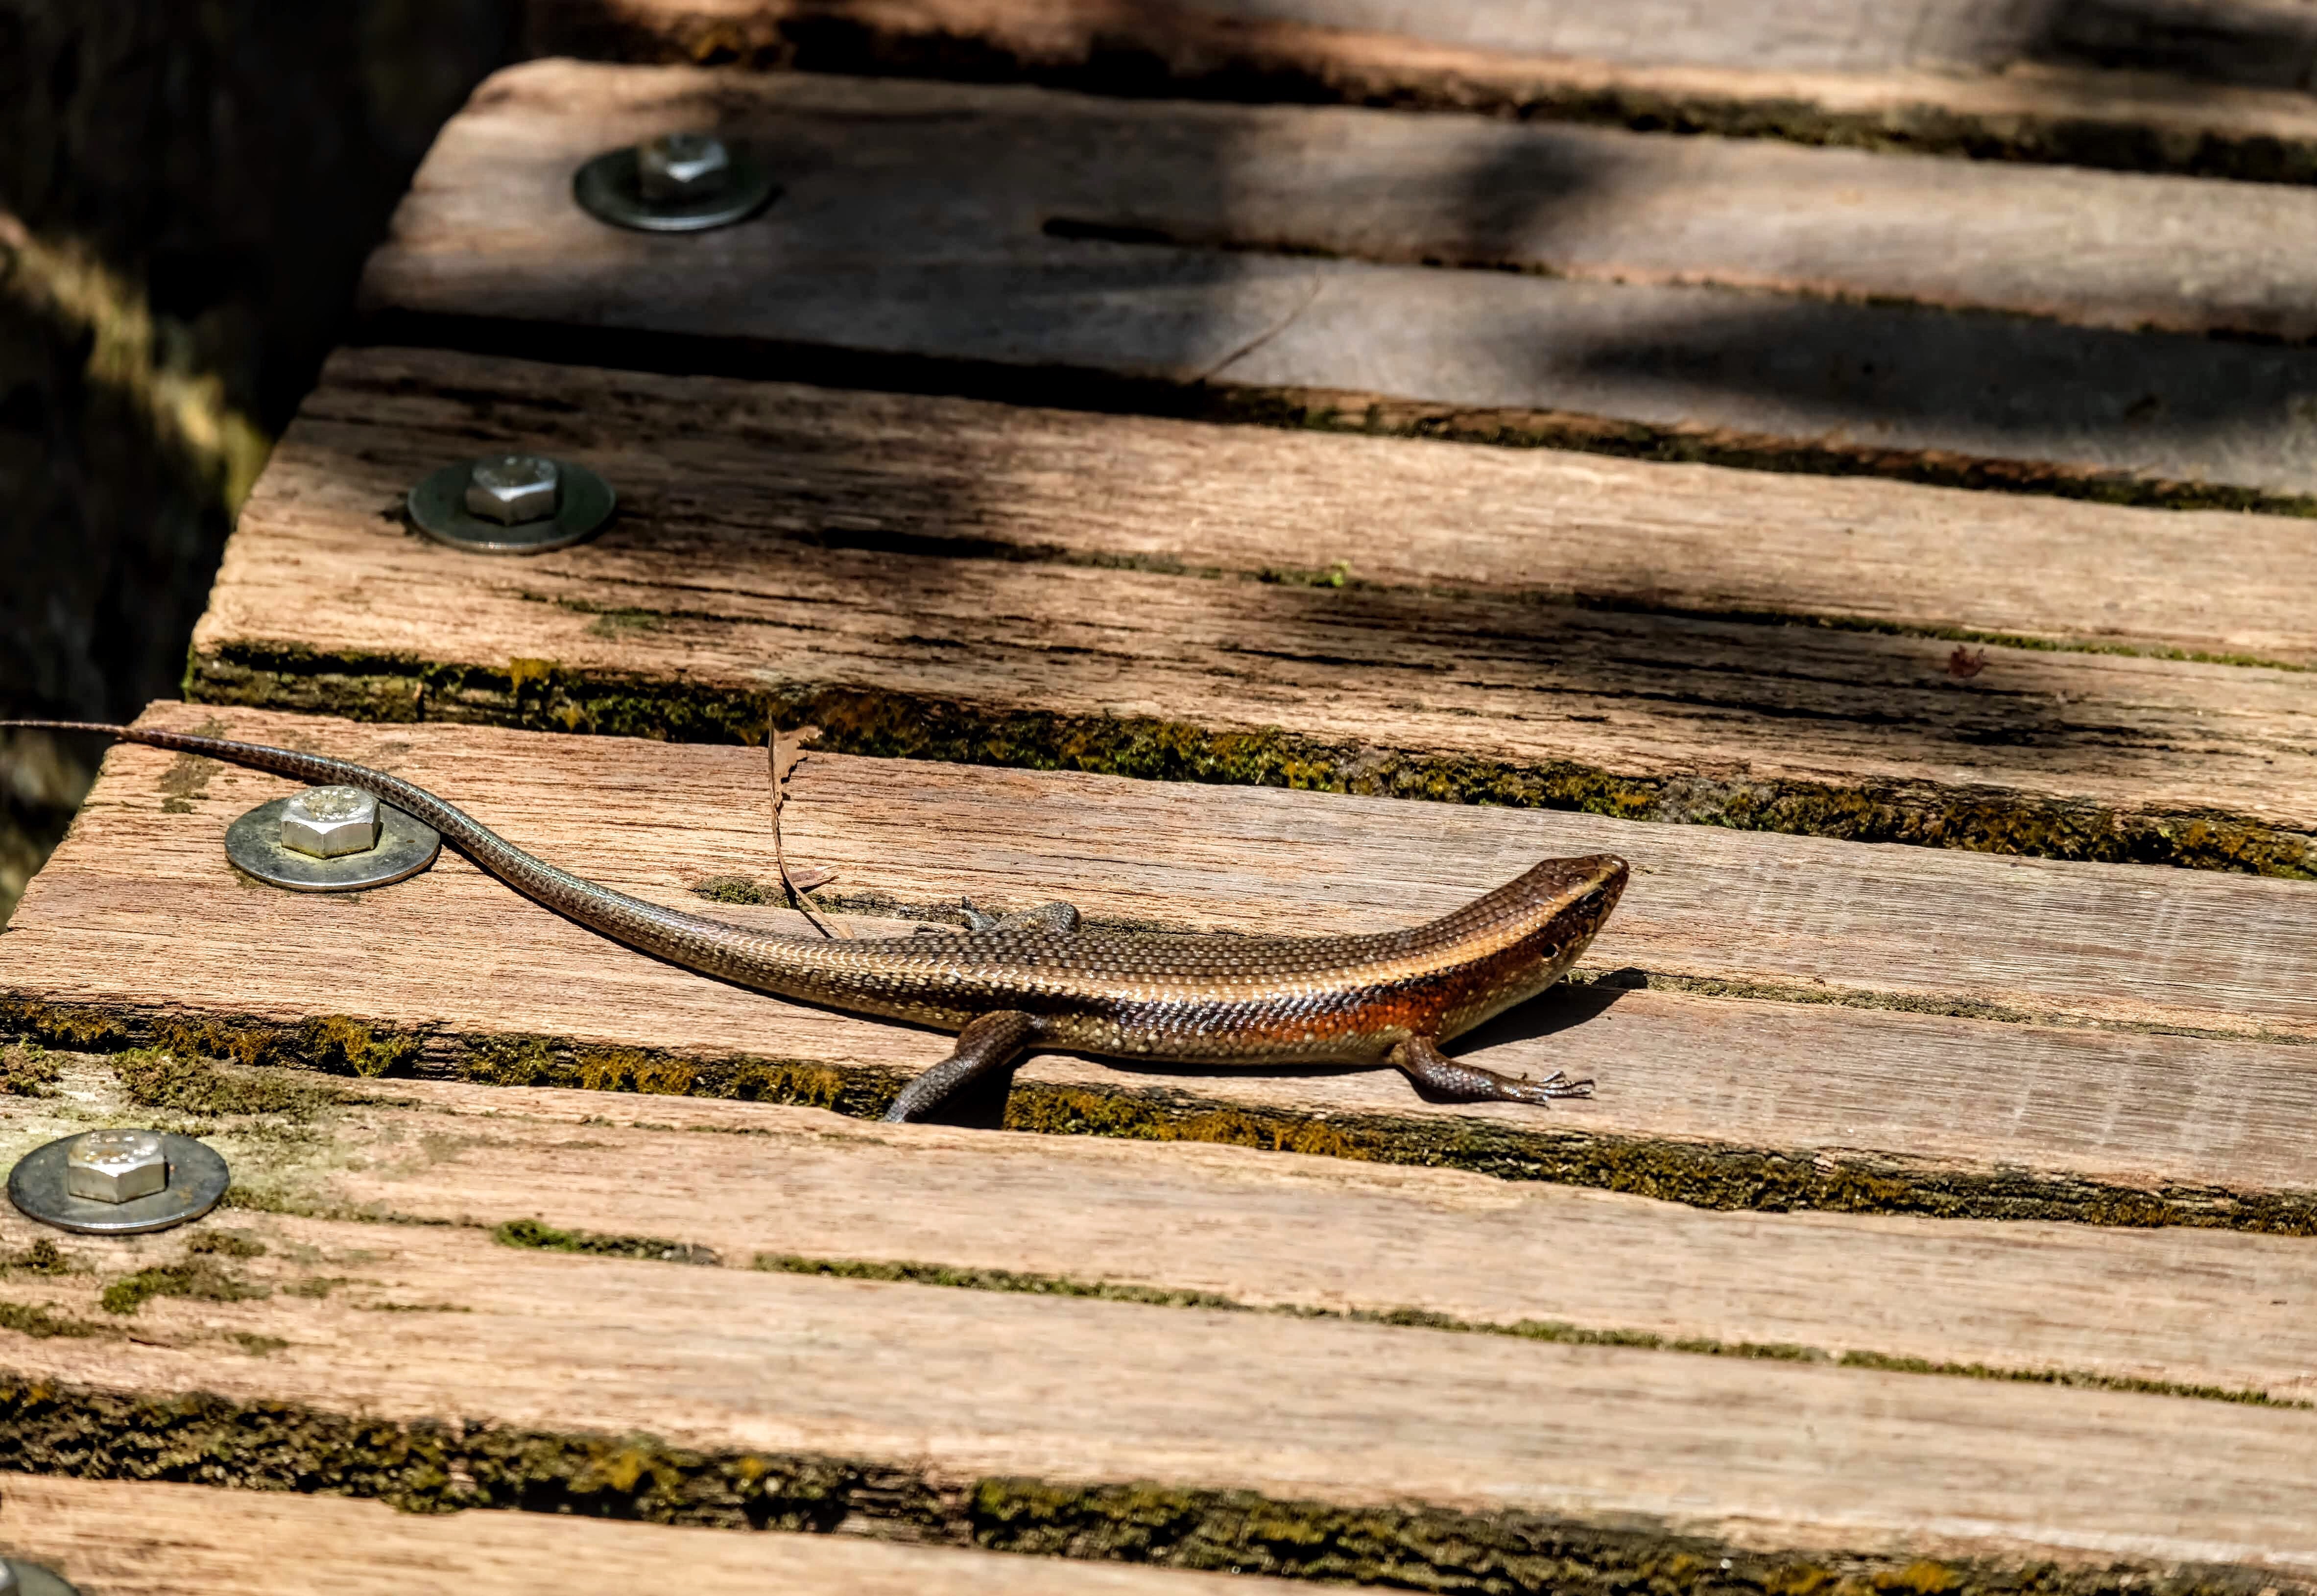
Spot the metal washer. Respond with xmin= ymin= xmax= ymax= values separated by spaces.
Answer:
xmin=573 ymin=144 xmax=779 ymax=233
xmin=2 ymin=1559 xmax=83 ymax=1596
xmin=225 ymin=797 xmax=441 ymax=892
xmin=406 ymin=458 xmax=616 ymax=555
xmin=8 ymin=1133 xmax=230 ymax=1237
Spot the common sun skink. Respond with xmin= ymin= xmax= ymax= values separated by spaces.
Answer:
xmin=11 ymin=723 xmax=1628 ymax=1121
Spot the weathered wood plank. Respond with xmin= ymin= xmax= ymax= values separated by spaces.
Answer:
xmin=192 ymin=346 xmax=2317 ymax=875
xmin=362 ymin=62 xmax=2317 ymax=508
xmin=12 ymin=1053 xmax=2316 ymax=1404
xmin=526 ymin=0 xmax=2317 ymax=185
xmin=9 ymin=707 xmax=2317 ymax=1225
xmin=0 ymin=1474 xmax=1296 ymax=1596
xmin=3 ymin=1197 xmax=2317 ymax=1584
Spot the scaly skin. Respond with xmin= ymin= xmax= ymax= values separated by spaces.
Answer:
xmin=6 ymin=723 xmax=1629 ymax=1120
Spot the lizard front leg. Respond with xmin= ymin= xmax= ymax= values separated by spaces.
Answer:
xmin=884 ymin=1010 xmax=1041 ymax=1122
xmin=1391 ymin=1035 xmax=1592 ymax=1105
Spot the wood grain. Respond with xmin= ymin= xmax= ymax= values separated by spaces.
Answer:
xmin=533 ymin=0 xmax=2317 ymax=88
xmin=3 ymin=1199 xmax=2317 ymax=1581
xmin=0 ymin=1475 xmax=1300 ymax=1596
xmin=525 ymin=0 xmax=2317 ymax=186
xmin=360 ymin=63 xmax=2317 ymax=505
xmin=192 ymin=345 xmax=2317 ymax=874
xmin=9 ymin=707 xmax=2317 ymax=1222
xmin=12 ymin=1053 xmax=2317 ymax=1404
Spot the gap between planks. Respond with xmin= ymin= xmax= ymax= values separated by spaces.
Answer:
xmin=6 ymin=707 xmax=2317 ymax=1226
xmin=361 ymin=60 xmax=2317 ymax=505
xmin=194 ymin=345 xmax=2317 ymax=876
xmin=525 ymin=0 xmax=2317 ymax=186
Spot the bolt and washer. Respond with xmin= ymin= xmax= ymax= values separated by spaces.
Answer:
xmin=224 ymin=783 xmax=440 ymax=892
xmin=280 ymin=785 xmax=383 ymax=858
xmin=406 ymin=453 xmax=616 ymax=555
xmin=8 ymin=1130 xmax=230 ymax=1236
xmin=637 ymin=131 xmax=733 ymax=202
xmin=0 ymin=1558 xmax=83 ymax=1596
xmin=573 ymin=128 xmax=778 ymax=233
xmin=465 ymin=453 xmax=562 ymax=526
xmin=65 ymin=1129 xmax=168 ymax=1204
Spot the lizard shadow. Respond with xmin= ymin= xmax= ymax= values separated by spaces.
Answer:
xmin=913 ymin=971 xmax=1641 ymax=1129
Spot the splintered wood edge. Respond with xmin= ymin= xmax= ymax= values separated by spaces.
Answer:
xmin=524 ymin=0 xmax=2317 ymax=187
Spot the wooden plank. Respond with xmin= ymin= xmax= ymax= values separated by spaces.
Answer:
xmin=0 ymin=1475 xmax=1299 ymax=1596
xmin=9 ymin=706 xmax=2317 ymax=1226
xmin=362 ymin=61 xmax=2317 ymax=509
xmin=10 ymin=1053 xmax=2316 ymax=1404
xmin=192 ymin=346 xmax=2317 ymax=875
xmin=526 ymin=0 xmax=2317 ymax=186
xmin=3 ymin=1192 xmax=2317 ymax=1583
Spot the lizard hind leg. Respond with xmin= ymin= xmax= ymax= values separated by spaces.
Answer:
xmin=917 ymin=899 xmax=1081 ymax=938
xmin=883 ymin=1010 xmax=1041 ymax=1123
xmin=1392 ymin=1035 xmax=1592 ymax=1106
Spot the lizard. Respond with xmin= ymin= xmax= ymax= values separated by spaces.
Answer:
xmin=6 ymin=722 xmax=1629 ymax=1121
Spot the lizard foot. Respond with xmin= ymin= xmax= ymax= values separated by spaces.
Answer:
xmin=1392 ymin=1036 xmax=1594 ymax=1106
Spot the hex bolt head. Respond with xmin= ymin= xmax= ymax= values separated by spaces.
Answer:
xmin=65 ymin=1129 xmax=168 ymax=1204
xmin=465 ymin=454 xmax=562 ymax=525
xmin=280 ymin=785 xmax=382 ymax=858
xmin=637 ymin=132 xmax=733 ymax=201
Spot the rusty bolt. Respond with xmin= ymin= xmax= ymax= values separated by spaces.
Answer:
xmin=65 ymin=1129 xmax=168 ymax=1204
xmin=637 ymin=132 xmax=732 ymax=202
xmin=465 ymin=454 xmax=561 ymax=525
xmin=281 ymin=785 xmax=382 ymax=858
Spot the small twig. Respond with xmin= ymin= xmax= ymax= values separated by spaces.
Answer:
xmin=1194 ymin=267 xmax=1326 ymax=385
xmin=768 ymin=721 xmax=844 ymax=938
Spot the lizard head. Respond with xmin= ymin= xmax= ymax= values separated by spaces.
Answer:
xmin=1431 ymin=853 xmax=1629 ymax=1040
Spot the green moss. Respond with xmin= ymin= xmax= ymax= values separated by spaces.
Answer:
xmin=0 ymin=1239 xmax=73 ymax=1277
xmin=186 ymin=1232 xmax=266 ymax=1260
xmin=0 ymin=1041 xmax=59 ymax=1097
xmin=99 ymin=1257 xmax=269 ymax=1316
xmin=694 ymin=874 xmax=772 ymax=905
xmin=184 ymin=648 xmax=2317 ymax=878
xmin=494 ymin=1217 xmax=721 ymax=1267
xmin=11 ymin=998 xmax=2317 ymax=1233
xmin=0 ymin=1374 xmax=2288 ymax=1593
xmin=755 ymin=1254 xmax=1245 ymax=1310
xmin=297 ymin=1016 xmax=422 ymax=1078
xmin=752 ymin=1250 xmax=2303 ymax=1410
xmin=0 ymin=1302 xmax=110 ymax=1339
xmin=112 ymin=1048 xmax=325 ymax=1117
xmin=0 ymin=998 xmax=128 ymax=1050
xmin=454 ymin=1032 xmax=878 ymax=1114
xmin=229 ymin=1333 xmax=289 ymax=1357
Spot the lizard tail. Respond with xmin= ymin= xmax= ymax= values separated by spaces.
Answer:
xmin=0 ymin=718 xmax=772 ymax=967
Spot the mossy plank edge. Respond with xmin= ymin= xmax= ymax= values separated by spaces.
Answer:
xmin=532 ymin=6 xmax=2317 ymax=191
xmin=10 ymin=997 xmax=2317 ymax=1235
xmin=185 ymin=647 xmax=2317 ymax=879
xmin=0 ymin=1374 xmax=2300 ymax=1596
xmin=354 ymin=311 xmax=2317 ymax=521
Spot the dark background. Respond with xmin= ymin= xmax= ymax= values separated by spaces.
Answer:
xmin=0 ymin=0 xmax=519 ymax=922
